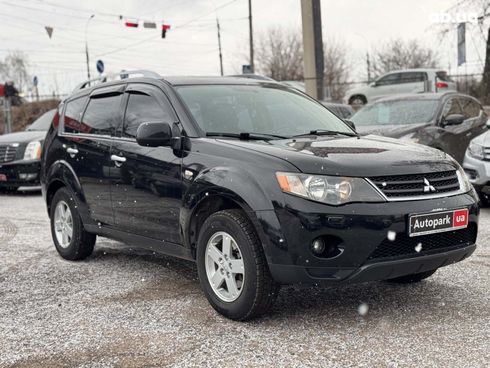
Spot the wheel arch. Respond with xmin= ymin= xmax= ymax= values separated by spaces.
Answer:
xmin=183 ymin=168 xmax=276 ymax=260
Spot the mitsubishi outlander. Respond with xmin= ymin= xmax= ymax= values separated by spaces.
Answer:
xmin=41 ymin=71 xmax=479 ymax=320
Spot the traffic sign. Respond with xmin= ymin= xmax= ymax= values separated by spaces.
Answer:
xmin=96 ymin=60 xmax=104 ymax=74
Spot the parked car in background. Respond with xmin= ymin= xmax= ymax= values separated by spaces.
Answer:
xmin=344 ymin=69 xmax=456 ymax=106
xmin=0 ymin=109 xmax=56 ymax=192
xmin=350 ymin=93 xmax=488 ymax=163
xmin=463 ymin=129 xmax=490 ymax=205
xmin=42 ymin=72 xmax=478 ymax=320
xmin=321 ymin=102 xmax=355 ymax=119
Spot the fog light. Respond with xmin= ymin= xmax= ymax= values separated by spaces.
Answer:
xmin=311 ymin=238 xmax=325 ymax=255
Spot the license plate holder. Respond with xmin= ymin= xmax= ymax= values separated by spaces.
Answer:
xmin=408 ymin=208 xmax=469 ymax=237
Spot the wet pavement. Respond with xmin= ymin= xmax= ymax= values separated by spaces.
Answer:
xmin=1 ymin=191 xmax=489 ymax=367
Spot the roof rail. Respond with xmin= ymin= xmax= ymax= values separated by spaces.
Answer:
xmin=73 ymin=70 xmax=161 ymax=92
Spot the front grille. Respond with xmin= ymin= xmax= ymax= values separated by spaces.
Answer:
xmin=367 ymin=224 xmax=477 ymax=261
xmin=484 ymin=147 xmax=490 ymax=161
xmin=369 ymin=170 xmax=460 ymax=199
xmin=0 ymin=144 xmax=18 ymax=163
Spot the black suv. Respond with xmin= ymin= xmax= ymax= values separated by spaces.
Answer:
xmin=41 ymin=71 xmax=479 ymax=320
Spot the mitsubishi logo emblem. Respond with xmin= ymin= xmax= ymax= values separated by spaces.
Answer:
xmin=423 ymin=178 xmax=436 ymax=193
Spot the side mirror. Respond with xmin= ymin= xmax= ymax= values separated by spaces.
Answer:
xmin=136 ymin=121 xmax=175 ymax=147
xmin=443 ymin=114 xmax=465 ymax=126
xmin=344 ymin=119 xmax=356 ymax=131
xmin=370 ymin=82 xmax=377 ymax=87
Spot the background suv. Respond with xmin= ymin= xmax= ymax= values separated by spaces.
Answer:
xmin=41 ymin=71 xmax=478 ymax=320
xmin=345 ymin=69 xmax=456 ymax=105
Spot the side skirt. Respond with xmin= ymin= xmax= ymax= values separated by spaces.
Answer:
xmin=85 ymin=224 xmax=194 ymax=261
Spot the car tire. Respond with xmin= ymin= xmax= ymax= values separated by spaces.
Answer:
xmin=387 ymin=269 xmax=437 ymax=284
xmin=50 ymin=187 xmax=96 ymax=261
xmin=196 ymin=209 xmax=280 ymax=320
xmin=348 ymin=95 xmax=367 ymax=106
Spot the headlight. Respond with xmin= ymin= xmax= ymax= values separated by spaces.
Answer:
xmin=24 ymin=141 xmax=42 ymax=160
xmin=457 ymin=166 xmax=472 ymax=193
xmin=276 ymin=172 xmax=385 ymax=205
xmin=468 ymin=141 xmax=484 ymax=160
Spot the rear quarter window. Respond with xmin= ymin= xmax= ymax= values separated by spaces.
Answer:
xmin=63 ymin=96 xmax=88 ymax=134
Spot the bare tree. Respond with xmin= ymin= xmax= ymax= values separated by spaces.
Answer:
xmin=255 ymin=28 xmax=350 ymax=101
xmin=255 ymin=27 xmax=304 ymax=81
xmin=324 ymin=38 xmax=350 ymax=101
xmin=0 ymin=51 xmax=30 ymax=93
xmin=371 ymin=39 xmax=440 ymax=77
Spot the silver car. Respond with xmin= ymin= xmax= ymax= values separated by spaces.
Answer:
xmin=463 ymin=128 xmax=490 ymax=205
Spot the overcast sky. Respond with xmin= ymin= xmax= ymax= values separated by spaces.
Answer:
xmin=0 ymin=0 xmax=486 ymax=96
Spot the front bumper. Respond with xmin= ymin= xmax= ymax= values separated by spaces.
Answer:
xmin=463 ymin=152 xmax=490 ymax=195
xmin=0 ymin=160 xmax=41 ymax=187
xmin=255 ymin=192 xmax=479 ymax=285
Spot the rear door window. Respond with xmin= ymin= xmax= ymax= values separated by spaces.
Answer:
xmin=81 ymin=94 xmax=124 ymax=136
xmin=400 ymin=72 xmax=427 ymax=83
xmin=63 ymin=96 xmax=88 ymax=134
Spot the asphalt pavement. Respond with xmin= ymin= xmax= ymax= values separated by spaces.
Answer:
xmin=0 ymin=191 xmax=489 ymax=367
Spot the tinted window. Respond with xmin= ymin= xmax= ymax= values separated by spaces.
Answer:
xmin=176 ymin=85 xmax=353 ymax=137
xmin=376 ymin=73 xmax=401 ymax=86
xmin=351 ymin=99 xmax=439 ymax=125
xmin=400 ymin=72 xmax=427 ymax=83
xmin=27 ymin=109 xmax=56 ymax=131
xmin=459 ymin=98 xmax=481 ymax=119
xmin=123 ymin=92 xmax=172 ymax=138
xmin=442 ymin=98 xmax=463 ymax=117
xmin=63 ymin=97 xmax=87 ymax=134
xmin=81 ymin=94 xmax=123 ymax=136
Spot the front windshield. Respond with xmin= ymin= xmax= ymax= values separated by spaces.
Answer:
xmin=351 ymin=99 xmax=439 ymax=126
xmin=27 ymin=109 xmax=56 ymax=131
xmin=176 ymin=84 xmax=352 ymax=137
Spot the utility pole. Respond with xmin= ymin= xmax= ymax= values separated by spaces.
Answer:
xmin=301 ymin=0 xmax=324 ymax=100
xmin=85 ymin=14 xmax=95 ymax=80
xmin=216 ymin=18 xmax=224 ymax=76
xmin=248 ymin=0 xmax=254 ymax=73
xmin=3 ymin=97 xmax=12 ymax=134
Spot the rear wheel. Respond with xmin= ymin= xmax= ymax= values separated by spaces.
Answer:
xmin=50 ymin=187 xmax=96 ymax=260
xmin=196 ymin=209 xmax=279 ymax=320
xmin=387 ymin=269 xmax=437 ymax=284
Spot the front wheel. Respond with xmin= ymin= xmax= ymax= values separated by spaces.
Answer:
xmin=196 ymin=209 xmax=279 ymax=320
xmin=387 ymin=269 xmax=437 ymax=284
xmin=50 ymin=187 xmax=96 ymax=260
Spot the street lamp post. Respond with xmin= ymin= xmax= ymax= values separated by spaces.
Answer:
xmin=85 ymin=14 xmax=95 ymax=80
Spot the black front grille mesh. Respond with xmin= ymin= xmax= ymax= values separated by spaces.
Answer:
xmin=369 ymin=170 xmax=460 ymax=198
xmin=367 ymin=224 xmax=477 ymax=261
xmin=0 ymin=145 xmax=17 ymax=163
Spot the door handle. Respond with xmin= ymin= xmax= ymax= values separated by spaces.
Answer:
xmin=111 ymin=154 xmax=126 ymax=167
xmin=66 ymin=147 xmax=78 ymax=157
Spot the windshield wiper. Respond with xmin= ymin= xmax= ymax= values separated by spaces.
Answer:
xmin=206 ymin=132 xmax=287 ymax=140
xmin=292 ymin=129 xmax=359 ymax=138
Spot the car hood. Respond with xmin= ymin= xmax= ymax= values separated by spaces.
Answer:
xmin=0 ymin=130 xmax=47 ymax=144
xmin=219 ymin=135 xmax=456 ymax=177
xmin=355 ymin=123 xmax=429 ymax=138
